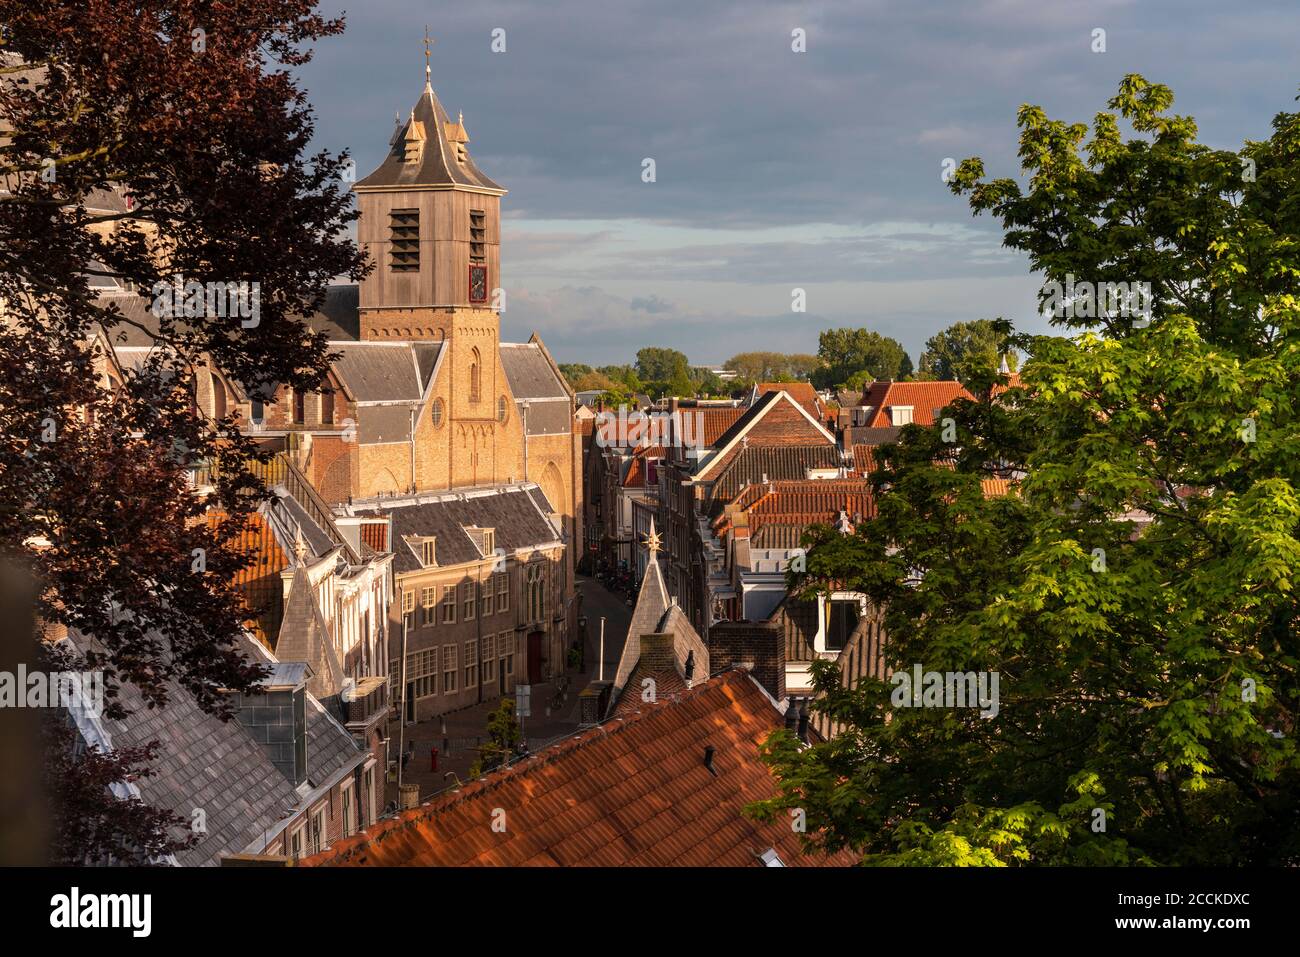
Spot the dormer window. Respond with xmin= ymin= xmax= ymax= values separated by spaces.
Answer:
xmin=888 ymin=405 xmax=913 ymax=426
xmin=420 ymin=538 xmax=436 ymax=567
xmin=482 ymin=529 xmax=495 ymax=556
xmin=456 ymin=142 xmax=468 ymax=164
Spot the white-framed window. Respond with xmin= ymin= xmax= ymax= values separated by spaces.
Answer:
xmin=341 ymin=783 xmax=354 ymax=838
xmin=362 ymin=767 xmax=374 ymax=829
xmin=481 ymin=579 xmax=493 ymax=617
xmin=442 ymin=644 xmax=458 ymax=693
xmin=889 ymin=405 xmax=913 ymax=426
xmin=441 ymin=585 xmax=456 ymax=624
xmin=495 ymin=572 xmax=509 ymax=612
xmin=290 ymin=825 xmax=305 ymax=860
xmin=309 ymin=806 xmax=325 ymax=855
xmin=420 ymin=586 xmax=438 ymax=627
xmin=409 ymin=649 xmax=438 ymax=699
xmin=482 ymin=529 xmax=495 ymax=555
xmin=461 ymin=581 xmax=476 ymax=621
xmin=501 ymin=633 xmax=515 ymax=677
xmin=482 ymin=635 xmax=496 ymax=684
xmin=401 ymin=589 xmax=415 ymax=615
xmin=464 ymin=639 xmax=478 ymax=688
xmin=526 ymin=564 xmax=547 ymax=622
xmin=421 ymin=539 xmax=436 ymax=567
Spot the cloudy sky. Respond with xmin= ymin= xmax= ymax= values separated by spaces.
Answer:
xmin=296 ymin=0 xmax=1300 ymax=366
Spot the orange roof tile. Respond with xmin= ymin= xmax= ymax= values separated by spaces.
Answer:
xmin=757 ymin=382 xmax=822 ymax=419
xmin=303 ymin=670 xmax=857 ymax=868
xmin=859 ymin=381 xmax=973 ymax=428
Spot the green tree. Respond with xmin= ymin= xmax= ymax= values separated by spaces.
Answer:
xmin=917 ymin=320 xmax=1018 ymax=385
xmin=752 ymin=75 xmax=1300 ymax=866
xmin=559 ymin=363 xmax=593 ymax=385
xmin=635 ymin=347 xmax=691 ymax=384
xmin=812 ymin=329 xmax=911 ymax=389
xmin=469 ymin=698 xmax=522 ymax=778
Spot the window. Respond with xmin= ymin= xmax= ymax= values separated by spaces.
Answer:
xmin=482 ymin=636 xmax=496 ymax=684
xmin=480 ymin=579 xmax=493 ymax=617
xmin=420 ymin=586 xmax=438 ymax=627
xmin=409 ymin=648 xmax=438 ymax=698
xmin=889 ymin=405 xmax=913 ymax=426
xmin=495 ymin=572 xmax=509 ymax=612
xmin=526 ymin=564 xmax=546 ymax=622
xmin=401 ymin=590 xmax=415 ymax=615
xmin=291 ymin=389 xmax=304 ymax=425
xmin=421 ymin=539 xmax=436 ymax=567
xmin=469 ymin=209 xmax=486 ymax=263
xmin=482 ymin=529 xmax=495 ymax=556
xmin=441 ymin=644 xmax=457 ymax=693
xmin=500 ymin=634 xmax=514 ymax=677
xmin=362 ymin=768 xmax=374 ymax=828
xmin=341 ymin=785 xmax=353 ymax=838
xmin=464 ymin=639 xmax=478 ymax=688
xmin=826 ymin=598 xmax=861 ymax=652
xmin=469 ymin=347 xmax=482 ymax=402
xmin=431 ymin=398 xmax=444 ymax=427
xmin=461 ymin=582 xmax=475 ymax=621
xmin=389 ymin=208 xmax=420 ymax=272
xmin=310 ymin=808 xmax=325 ymax=855
xmin=321 ymin=390 xmax=334 ymax=425
xmin=497 ymin=396 xmax=508 ymax=423
xmin=441 ymin=585 xmax=456 ymax=624
xmin=290 ymin=826 xmax=304 ymax=860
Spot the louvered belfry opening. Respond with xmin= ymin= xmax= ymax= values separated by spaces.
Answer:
xmin=389 ymin=208 xmax=420 ymax=272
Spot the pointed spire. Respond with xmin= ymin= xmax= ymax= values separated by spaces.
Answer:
xmin=293 ymin=523 xmax=307 ymax=563
xmin=644 ymin=517 xmax=661 ymax=556
xmin=998 ymin=353 xmax=1010 ymax=375
xmin=423 ymin=25 xmax=433 ymax=86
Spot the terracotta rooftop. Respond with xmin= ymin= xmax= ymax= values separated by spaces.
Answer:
xmin=302 ymin=669 xmax=856 ymax=867
xmin=756 ymin=381 xmax=822 ymax=420
xmin=858 ymin=380 xmax=974 ymax=428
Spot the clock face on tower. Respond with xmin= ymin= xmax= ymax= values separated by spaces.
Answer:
xmin=469 ymin=264 xmax=488 ymax=304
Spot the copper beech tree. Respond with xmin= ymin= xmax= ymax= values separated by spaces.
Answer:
xmin=0 ymin=2 xmax=366 ymax=861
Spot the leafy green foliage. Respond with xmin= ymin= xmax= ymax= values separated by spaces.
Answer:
xmin=918 ymin=319 xmax=1018 ymax=385
xmin=751 ymin=75 xmax=1300 ymax=866
xmin=812 ymin=328 xmax=912 ymax=389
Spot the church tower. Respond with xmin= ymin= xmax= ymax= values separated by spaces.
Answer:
xmin=354 ymin=56 xmax=513 ymax=475
xmin=353 ymin=66 xmax=505 ymax=344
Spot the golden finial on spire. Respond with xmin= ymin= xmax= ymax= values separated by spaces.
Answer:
xmin=424 ymin=25 xmax=432 ymax=83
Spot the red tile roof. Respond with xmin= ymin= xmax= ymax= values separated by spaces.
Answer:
xmin=699 ymin=407 xmax=746 ymax=446
xmin=859 ymin=381 xmax=973 ymax=428
xmin=622 ymin=446 xmax=665 ymax=489
xmin=302 ymin=670 xmax=857 ymax=867
xmin=757 ymin=382 xmax=822 ymax=419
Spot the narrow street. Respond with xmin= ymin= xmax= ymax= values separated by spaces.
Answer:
xmin=385 ymin=574 xmax=634 ymax=806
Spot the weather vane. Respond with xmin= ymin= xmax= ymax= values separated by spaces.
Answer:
xmin=424 ymin=25 xmax=432 ymax=82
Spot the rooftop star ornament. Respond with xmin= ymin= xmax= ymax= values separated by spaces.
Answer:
xmin=643 ymin=520 xmax=662 ymax=555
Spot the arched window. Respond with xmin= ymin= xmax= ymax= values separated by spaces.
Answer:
xmin=210 ymin=370 xmax=226 ymax=419
xmin=470 ymin=348 xmax=482 ymax=402
xmin=497 ymin=395 xmax=508 ymax=423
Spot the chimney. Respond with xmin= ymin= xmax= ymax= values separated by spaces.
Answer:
xmin=784 ymin=698 xmax=798 ymax=733
xmin=797 ymin=700 xmax=810 ymax=744
xmin=640 ymin=632 xmax=676 ymax=671
xmin=702 ymin=745 xmax=717 ymax=776
xmin=707 ymin=619 xmax=786 ymax=701
xmin=235 ymin=662 xmax=309 ymax=787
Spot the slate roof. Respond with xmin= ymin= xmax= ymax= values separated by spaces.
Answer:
xmin=62 ymin=630 xmax=298 ymax=866
xmin=275 ymin=564 xmax=346 ymax=701
xmin=349 ymin=485 xmax=560 ymax=573
xmin=499 ymin=342 xmax=568 ymax=400
xmin=332 ymin=343 xmax=432 ymax=402
xmin=355 ymin=83 xmax=505 ymax=193
xmin=302 ymin=669 xmax=857 ymax=867
xmin=843 ymin=425 xmax=903 ymax=448
xmin=611 ymin=556 xmax=673 ymax=703
xmin=303 ymin=285 xmax=361 ymax=341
